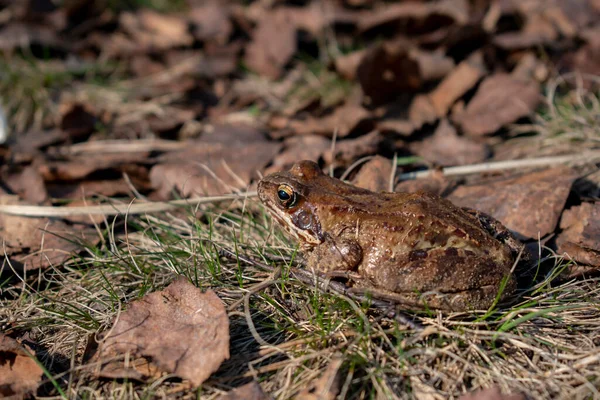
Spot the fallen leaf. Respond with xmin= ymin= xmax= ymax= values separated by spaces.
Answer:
xmin=296 ymin=355 xmax=343 ymax=400
xmin=59 ymin=102 xmax=98 ymax=141
xmin=323 ymin=130 xmax=383 ymax=168
xmin=357 ymin=39 xmax=454 ymax=105
xmin=218 ymin=382 xmax=270 ymax=400
xmin=408 ymin=94 xmax=438 ymax=130
xmin=244 ymin=9 xmax=297 ymax=79
xmin=0 ymin=196 xmax=98 ymax=273
xmin=454 ymin=74 xmax=541 ymax=136
xmin=352 ymin=156 xmax=393 ymax=192
xmin=563 ymin=39 xmax=600 ymax=77
xmin=97 ymin=277 xmax=230 ymax=386
xmin=334 ymin=49 xmax=366 ymax=81
xmin=189 ymin=2 xmax=232 ymax=44
xmin=119 ymin=9 xmax=193 ymax=52
xmin=267 ymin=135 xmax=331 ymax=174
xmin=448 ymin=168 xmax=576 ymax=240
xmin=358 ymin=0 xmax=469 ymax=34
xmin=556 ymin=202 xmax=600 ymax=267
xmin=0 ymin=335 xmax=44 ymax=399
xmin=428 ymin=52 xmax=487 ymax=118
xmin=150 ymin=124 xmax=281 ymax=197
xmin=13 ymin=129 xmax=68 ymax=152
xmin=270 ymin=103 xmax=372 ymax=138
xmin=410 ymin=119 xmax=490 ymax=167
xmin=459 ymin=386 xmax=525 ymax=400
xmin=4 ymin=166 xmax=48 ymax=204
xmin=493 ymin=15 xmax=558 ymax=50
xmin=0 ymin=22 xmax=66 ymax=52
xmin=39 ymin=152 xmax=150 ymax=181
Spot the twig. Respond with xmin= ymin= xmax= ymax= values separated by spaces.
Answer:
xmin=398 ymin=151 xmax=600 ymax=181
xmin=0 ymin=192 xmax=258 ymax=217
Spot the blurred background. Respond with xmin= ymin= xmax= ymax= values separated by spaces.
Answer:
xmin=0 ymin=0 xmax=598 ymax=201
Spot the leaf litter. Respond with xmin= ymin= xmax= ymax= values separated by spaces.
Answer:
xmin=0 ymin=0 xmax=598 ymax=398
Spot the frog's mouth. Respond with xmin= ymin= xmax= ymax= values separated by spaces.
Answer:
xmin=265 ymin=206 xmax=322 ymax=248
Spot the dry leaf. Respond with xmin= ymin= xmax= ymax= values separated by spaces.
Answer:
xmin=358 ymin=0 xmax=469 ymax=34
xmin=4 ymin=166 xmax=48 ymax=204
xmin=270 ymin=103 xmax=372 ymax=139
xmin=0 ymin=335 xmax=44 ymax=399
xmin=296 ymin=356 xmax=343 ymax=400
xmin=0 ymin=196 xmax=97 ymax=273
xmin=357 ymin=39 xmax=454 ymax=106
xmin=352 ymin=156 xmax=393 ymax=192
xmin=334 ymin=49 xmax=367 ymax=81
xmin=428 ymin=52 xmax=487 ymax=118
xmin=189 ymin=2 xmax=232 ymax=44
xmin=448 ymin=168 xmax=576 ymax=240
xmin=119 ymin=9 xmax=193 ymax=51
xmin=556 ymin=202 xmax=600 ymax=267
xmin=244 ymin=9 xmax=296 ymax=79
xmin=97 ymin=277 xmax=230 ymax=386
xmin=323 ymin=130 xmax=383 ymax=168
xmin=267 ymin=135 xmax=331 ymax=174
xmin=454 ymin=74 xmax=541 ymax=136
xmin=150 ymin=125 xmax=281 ymax=197
xmin=410 ymin=119 xmax=490 ymax=167
xmin=39 ymin=152 xmax=150 ymax=181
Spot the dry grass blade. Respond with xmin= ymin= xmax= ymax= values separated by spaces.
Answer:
xmin=0 ymin=192 xmax=258 ymax=217
xmin=399 ymin=151 xmax=600 ymax=180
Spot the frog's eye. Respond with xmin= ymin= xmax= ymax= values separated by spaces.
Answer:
xmin=277 ymin=184 xmax=297 ymax=208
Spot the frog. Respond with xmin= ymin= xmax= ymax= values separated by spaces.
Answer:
xmin=257 ymin=160 xmax=525 ymax=312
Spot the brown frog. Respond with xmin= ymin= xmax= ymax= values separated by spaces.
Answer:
xmin=258 ymin=160 xmax=524 ymax=311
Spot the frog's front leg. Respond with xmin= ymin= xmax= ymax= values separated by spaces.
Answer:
xmin=306 ymin=234 xmax=362 ymax=273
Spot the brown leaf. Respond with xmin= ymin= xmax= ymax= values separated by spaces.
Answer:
xmin=358 ymin=0 xmax=469 ymax=34
xmin=459 ymin=386 xmax=525 ymax=400
xmin=150 ymin=124 xmax=281 ymax=198
xmin=395 ymin=171 xmax=451 ymax=196
xmin=39 ymin=152 xmax=150 ymax=181
xmin=410 ymin=119 xmax=490 ymax=167
xmin=352 ymin=156 xmax=393 ymax=192
xmin=267 ymin=135 xmax=331 ymax=174
xmin=334 ymin=49 xmax=366 ymax=81
xmin=270 ymin=103 xmax=372 ymax=139
xmin=97 ymin=277 xmax=230 ymax=386
xmin=4 ymin=166 xmax=48 ymax=204
xmin=0 ymin=335 xmax=44 ymax=398
xmin=323 ymin=130 xmax=383 ymax=168
xmin=0 ymin=22 xmax=66 ymax=52
xmin=454 ymin=74 xmax=541 ymax=136
xmin=218 ymin=382 xmax=270 ymax=400
xmin=189 ymin=3 xmax=232 ymax=44
xmin=408 ymin=94 xmax=438 ymax=130
xmin=244 ymin=9 xmax=297 ymax=79
xmin=428 ymin=52 xmax=487 ymax=118
xmin=357 ymin=39 xmax=454 ymax=106
xmin=119 ymin=9 xmax=193 ymax=52
xmin=448 ymin=168 xmax=577 ymax=240
xmin=296 ymin=356 xmax=343 ymax=400
xmin=493 ymin=15 xmax=558 ymax=50
xmin=556 ymin=202 xmax=600 ymax=267
xmin=0 ymin=196 xmax=98 ymax=273
xmin=13 ymin=129 xmax=68 ymax=152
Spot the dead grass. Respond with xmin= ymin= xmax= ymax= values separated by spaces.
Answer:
xmin=1 ymin=193 xmax=600 ymax=399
